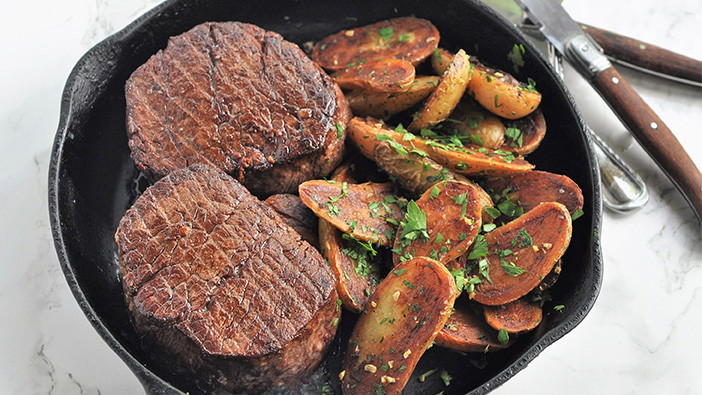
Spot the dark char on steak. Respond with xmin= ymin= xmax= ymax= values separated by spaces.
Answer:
xmin=125 ymin=22 xmax=351 ymax=196
xmin=115 ymin=164 xmax=340 ymax=393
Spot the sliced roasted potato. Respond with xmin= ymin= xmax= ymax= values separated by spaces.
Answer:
xmin=500 ymin=108 xmax=546 ymax=155
xmin=332 ymin=58 xmax=415 ymax=92
xmin=373 ymin=141 xmax=496 ymax=225
xmin=468 ymin=65 xmax=542 ymax=119
xmin=430 ymin=47 xmax=454 ymax=76
xmin=318 ymin=165 xmax=383 ymax=312
xmin=435 ymin=299 xmax=511 ymax=352
xmin=347 ymin=116 xmax=535 ymax=176
xmin=341 ymin=257 xmax=457 ymax=395
xmin=298 ymin=180 xmax=405 ymax=246
xmin=472 ymin=202 xmax=572 ymax=306
xmin=408 ymin=49 xmax=473 ymax=131
xmin=312 ymin=17 xmax=440 ymax=71
xmin=346 ymin=76 xmax=439 ymax=119
xmin=483 ymin=299 xmax=543 ymax=334
xmin=393 ymin=180 xmax=482 ymax=266
xmin=482 ymin=170 xmax=584 ymax=215
xmin=264 ymin=194 xmax=319 ymax=249
xmin=442 ymin=107 xmax=506 ymax=149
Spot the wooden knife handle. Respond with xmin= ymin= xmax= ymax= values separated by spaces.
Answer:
xmin=580 ymin=23 xmax=702 ymax=84
xmin=591 ymin=66 xmax=702 ymax=222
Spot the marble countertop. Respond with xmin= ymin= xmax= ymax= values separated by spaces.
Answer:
xmin=1 ymin=0 xmax=700 ymax=393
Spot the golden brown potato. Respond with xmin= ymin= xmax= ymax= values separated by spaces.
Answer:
xmin=472 ymin=202 xmax=572 ymax=306
xmin=408 ymin=49 xmax=473 ymax=131
xmin=483 ymin=299 xmax=543 ymax=334
xmin=346 ymin=76 xmax=439 ymax=119
xmin=435 ymin=299 xmax=511 ymax=352
xmin=332 ymin=58 xmax=415 ymax=92
xmin=481 ymin=170 xmax=584 ymax=215
xmin=318 ymin=165 xmax=383 ymax=313
xmin=499 ymin=108 xmax=547 ymax=155
xmin=341 ymin=257 xmax=457 ymax=395
xmin=393 ymin=180 xmax=482 ymax=266
xmin=347 ymin=116 xmax=535 ymax=177
xmin=312 ymin=17 xmax=439 ymax=71
xmin=468 ymin=65 xmax=542 ymax=119
xmin=430 ymin=47 xmax=454 ymax=75
xmin=443 ymin=107 xmax=506 ymax=149
xmin=298 ymin=180 xmax=405 ymax=246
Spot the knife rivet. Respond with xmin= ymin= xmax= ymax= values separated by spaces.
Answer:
xmin=581 ymin=44 xmax=589 ymax=52
xmin=612 ymin=77 xmax=620 ymax=84
xmin=650 ymin=122 xmax=658 ymax=130
xmin=639 ymin=44 xmax=647 ymax=50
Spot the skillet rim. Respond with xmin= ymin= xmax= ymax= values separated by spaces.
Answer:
xmin=47 ymin=0 xmax=603 ymax=393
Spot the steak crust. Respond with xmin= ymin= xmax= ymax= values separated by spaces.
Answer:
xmin=126 ymin=22 xmax=350 ymax=196
xmin=115 ymin=164 xmax=339 ymax=392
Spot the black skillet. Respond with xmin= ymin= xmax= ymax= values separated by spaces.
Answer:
xmin=48 ymin=0 xmax=603 ymax=393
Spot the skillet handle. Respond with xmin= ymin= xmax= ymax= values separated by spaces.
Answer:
xmin=590 ymin=66 xmax=702 ymax=223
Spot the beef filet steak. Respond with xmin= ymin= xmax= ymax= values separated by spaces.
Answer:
xmin=115 ymin=164 xmax=339 ymax=392
xmin=264 ymin=193 xmax=320 ymax=249
xmin=126 ymin=22 xmax=351 ymax=196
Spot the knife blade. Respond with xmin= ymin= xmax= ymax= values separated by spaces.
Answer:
xmin=514 ymin=0 xmax=702 ymax=223
xmin=481 ymin=0 xmax=702 ymax=86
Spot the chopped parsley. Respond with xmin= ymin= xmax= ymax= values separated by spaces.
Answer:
xmin=554 ymin=304 xmax=565 ymax=312
xmin=504 ymin=126 xmax=524 ymax=147
xmin=336 ymin=121 xmax=345 ymax=140
xmin=418 ymin=368 xmax=437 ymax=382
xmin=572 ymin=208 xmax=584 ymax=220
xmin=450 ymin=269 xmax=467 ymax=292
xmin=507 ymin=43 xmax=526 ymax=73
xmin=398 ymin=33 xmax=411 ymax=42
xmin=399 ymin=201 xmax=429 ymax=243
xmin=497 ymin=328 xmax=510 ymax=344
xmin=467 ymin=234 xmax=488 ymax=260
xmin=512 ymin=228 xmax=533 ymax=248
xmin=440 ymin=370 xmax=452 ymax=386
xmin=378 ymin=27 xmax=394 ymax=41
xmin=393 ymin=268 xmax=407 ymax=276
xmin=430 ymin=185 xmax=441 ymax=199
xmin=500 ymin=259 xmax=527 ymax=276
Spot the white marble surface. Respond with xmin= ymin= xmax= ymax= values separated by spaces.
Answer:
xmin=1 ymin=0 xmax=700 ymax=393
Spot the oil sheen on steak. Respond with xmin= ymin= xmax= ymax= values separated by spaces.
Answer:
xmin=125 ymin=22 xmax=350 ymax=196
xmin=115 ymin=164 xmax=339 ymax=392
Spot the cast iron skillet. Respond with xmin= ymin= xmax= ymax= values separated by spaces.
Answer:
xmin=49 ymin=0 xmax=603 ymax=393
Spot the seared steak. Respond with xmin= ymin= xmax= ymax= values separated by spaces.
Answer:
xmin=115 ymin=164 xmax=339 ymax=392
xmin=264 ymin=193 xmax=320 ymax=249
xmin=125 ymin=22 xmax=350 ymax=196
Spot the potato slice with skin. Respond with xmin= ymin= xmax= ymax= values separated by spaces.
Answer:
xmin=482 ymin=170 xmax=584 ymax=215
xmin=346 ymin=76 xmax=439 ymax=119
xmin=318 ymin=165 xmax=382 ymax=312
xmin=312 ymin=17 xmax=439 ymax=71
xmin=483 ymin=299 xmax=543 ymax=334
xmin=443 ymin=108 xmax=506 ymax=149
xmin=298 ymin=180 xmax=405 ymax=246
xmin=341 ymin=257 xmax=457 ymax=395
xmin=408 ymin=49 xmax=473 ymax=131
xmin=430 ymin=47 xmax=454 ymax=76
xmin=500 ymin=108 xmax=546 ymax=155
xmin=472 ymin=202 xmax=572 ymax=306
xmin=393 ymin=180 xmax=482 ymax=266
xmin=435 ymin=299 xmax=511 ymax=352
xmin=332 ymin=58 xmax=415 ymax=93
xmin=373 ymin=141 xmax=496 ymax=226
xmin=468 ymin=64 xmax=542 ymax=119
xmin=347 ymin=116 xmax=534 ymax=176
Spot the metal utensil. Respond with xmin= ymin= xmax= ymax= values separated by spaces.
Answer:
xmin=484 ymin=0 xmax=650 ymax=212
xmin=514 ymin=0 xmax=702 ymax=222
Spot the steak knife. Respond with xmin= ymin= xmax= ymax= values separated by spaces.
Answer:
xmin=514 ymin=0 xmax=702 ymax=223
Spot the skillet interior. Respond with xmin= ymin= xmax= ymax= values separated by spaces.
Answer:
xmin=49 ymin=0 xmax=603 ymax=393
